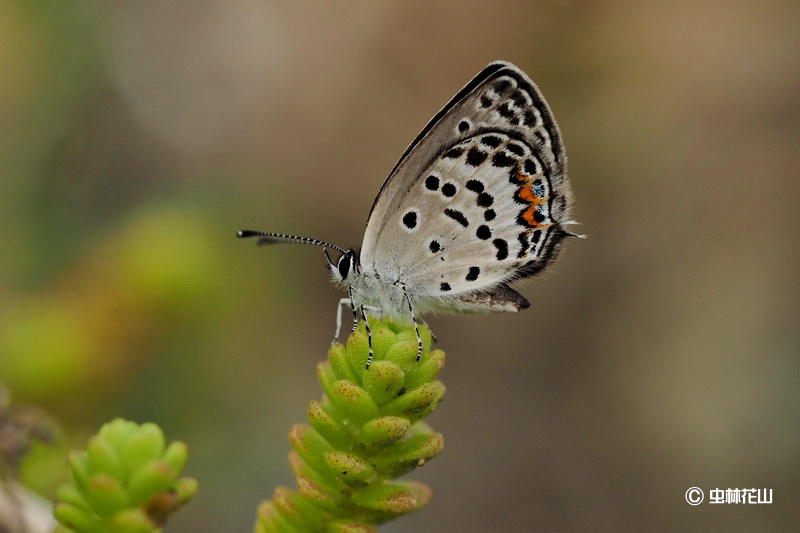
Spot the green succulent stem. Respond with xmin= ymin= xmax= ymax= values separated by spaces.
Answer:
xmin=256 ymin=320 xmax=446 ymax=533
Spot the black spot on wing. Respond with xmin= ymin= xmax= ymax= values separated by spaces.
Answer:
xmin=480 ymin=95 xmax=493 ymax=108
xmin=466 ymin=148 xmax=488 ymax=167
xmin=466 ymin=179 xmax=484 ymax=193
xmin=506 ymin=143 xmax=525 ymax=156
xmin=523 ymin=109 xmax=537 ymax=128
xmin=497 ymin=102 xmax=515 ymax=119
xmin=477 ymin=192 xmax=494 ymax=207
xmin=402 ymin=211 xmax=417 ymax=229
xmin=441 ymin=183 xmax=457 ymax=197
xmin=458 ymin=120 xmax=470 ymax=133
xmin=466 ymin=267 xmax=480 ymax=282
xmin=444 ymin=147 xmax=464 ymax=159
xmin=484 ymin=209 xmax=496 ymax=221
xmin=429 ymin=240 xmax=441 ymax=253
xmin=425 ymin=175 xmax=440 ymax=190
xmin=517 ymin=233 xmax=529 ymax=258
xmin=511 ymin=90 xmax=528 ymax=107
xmin=480 ymin=135 xmax=502 ymax=148
xmin=491 ymin=151 xmax=516 ymax=168
xmin=493 ymin=79 xmax=512 ymax=95
xmin=476 ymin=225 xmax=492 ymax=240
xmin=493 ymin=239 xmax=508 ymax=260
xmin=444 ymin=208 xmax=469 ymax=227
xmin=440 ymin=282 xmax=451 ymax=292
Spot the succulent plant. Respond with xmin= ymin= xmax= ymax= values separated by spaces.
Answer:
xmin=53 ymin=419 xmax=196 ymax=533
xmin=256 ymin=320 xmax=446 ymax=533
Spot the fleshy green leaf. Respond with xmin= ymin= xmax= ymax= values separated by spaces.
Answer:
xmin=307 ymin=401 xmax=352 ymax=450
xmin=351 ymin=481 xmax=432 ymax=514
xmin=288 ymin=424 xmax=334 ymax=474
xmin=323 ymin=451 xmax=376 ymax=487
xmin=328 ymin=380 xmax=380 ymax=426
xmin=362 ymin=361 xmax=405 ymax=405
xmin=53 ymin=502 xmax=99 ymax=532
xmin=360 ymin=416 xmax=411 ymax=451
xmin=127 ymin=460 xmax=175 ymax=506
xmin=84 ymin=474 xmax=128 ymax=517
xmin=380 ymin=382 xmax=445 ymax=421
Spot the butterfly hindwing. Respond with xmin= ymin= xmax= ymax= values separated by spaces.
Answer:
xmin=360 ymin=61 xmax=572 ymax=313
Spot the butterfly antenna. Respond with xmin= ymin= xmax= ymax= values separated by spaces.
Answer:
xmin=237 ymin=230 xmax=347 ymax=255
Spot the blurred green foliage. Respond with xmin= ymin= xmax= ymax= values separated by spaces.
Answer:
xmin=54 ymin=418 xmax=196 ymax=533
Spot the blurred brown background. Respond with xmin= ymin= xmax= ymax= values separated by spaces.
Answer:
xmin=1 ymin=1 xmax=798 ymax=531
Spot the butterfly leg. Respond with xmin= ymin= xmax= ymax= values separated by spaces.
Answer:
xmin=398 ymin=283 xmax=423 ymax=362
xmin=333 ymin=286 xmax=360 ymax=344
xmin=332 ymin=298 xmax=352 ymax=345
xmin=332 ymin=286 xmax=359 ymax=345
xmin=347 ymin=285 xmax=359 ymax=333
xmin=360 ymin=304 xmax=374 ymax=370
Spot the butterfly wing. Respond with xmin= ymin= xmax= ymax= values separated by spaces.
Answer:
xmin=360 ymin=61 xmax=572 ymax=313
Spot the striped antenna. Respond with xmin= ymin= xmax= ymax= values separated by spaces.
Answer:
xmin=237 ymin=230 xmax=347 ymax=255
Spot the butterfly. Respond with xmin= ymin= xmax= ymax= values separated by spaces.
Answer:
xmin=239 ymin=61 xmax=579 ymax=369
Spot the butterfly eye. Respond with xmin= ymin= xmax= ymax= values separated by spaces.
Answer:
xmin=337 ymin=252 xmax=353 ymax=279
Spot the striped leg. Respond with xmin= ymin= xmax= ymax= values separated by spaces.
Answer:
xmin=399 ymin=283 xmax=423 ymax=362
xmin=361 ymin=304 xmax=374 ymax=370
xmin=347 ymin=285 xmax=358 ymax=333
xmin=332 ymin=286 xmax=358 ymax=345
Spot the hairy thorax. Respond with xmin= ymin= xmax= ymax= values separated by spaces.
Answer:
xmin=350 ymin=270 xmax=410 ymax=323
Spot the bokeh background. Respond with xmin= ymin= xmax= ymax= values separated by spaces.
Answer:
xmin=2 ymin=1 xmax=799 ymax=531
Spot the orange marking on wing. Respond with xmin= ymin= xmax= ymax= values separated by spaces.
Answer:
xmin=511 ymin=166 xmax=528 ymax=183
xmin=521 ymin=206 xmax=542 ymax=227
xmin=520 ymin=206 xmax=553 ymax=228
xmin=517 ymin=183 xmax=545 ymax=205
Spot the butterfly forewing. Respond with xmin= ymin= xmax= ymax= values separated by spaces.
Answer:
xmin=360 ymin=61 xmax=571 ymax=310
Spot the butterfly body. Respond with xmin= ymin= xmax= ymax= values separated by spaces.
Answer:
xmin=240 ymin=60 xmax=578 ymax=367
xmin=327 ymin=254 xmax=407 ymax=322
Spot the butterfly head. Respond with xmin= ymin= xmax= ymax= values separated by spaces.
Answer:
xmin=325 ymin=248 xmax=359 ymax=286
